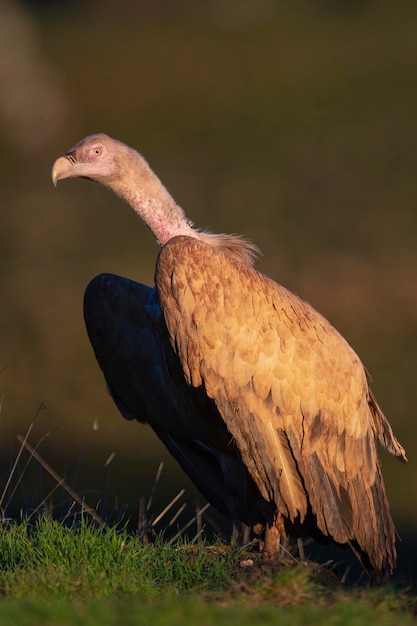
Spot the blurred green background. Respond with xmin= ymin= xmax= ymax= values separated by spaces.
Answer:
xmin=1 ymin=0 xmax=416 ymax=572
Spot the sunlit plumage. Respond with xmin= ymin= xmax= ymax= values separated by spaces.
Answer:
xmin=52 ymin=134 xmax=407 ymax=577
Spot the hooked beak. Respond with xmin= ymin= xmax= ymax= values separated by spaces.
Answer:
xmin=51 ymin=155 xmax=77 ymax=187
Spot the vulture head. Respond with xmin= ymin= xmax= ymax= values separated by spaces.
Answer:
xmin=52 ymin=133 xmax=141 ymax=188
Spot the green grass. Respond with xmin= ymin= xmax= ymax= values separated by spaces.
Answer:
xmin=0 ymin=517 xmax=416 ymax=625
xmin=0 ymin=517 xmax=231 ymax=599
xmin=0 ymin=596 xmax=415 ymax=626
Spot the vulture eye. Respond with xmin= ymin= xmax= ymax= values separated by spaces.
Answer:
xmin=94 ymin=147 xmax=102 ymax=156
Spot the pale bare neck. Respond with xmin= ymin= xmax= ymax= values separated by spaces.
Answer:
xmin=109 ymin=151 xmax=197 ymax=246
xmin=122 ymin=188 xmax=196 ymax=246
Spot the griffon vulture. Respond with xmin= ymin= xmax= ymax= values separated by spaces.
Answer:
xmin=52 ymin=134 xmax=407 ymax=577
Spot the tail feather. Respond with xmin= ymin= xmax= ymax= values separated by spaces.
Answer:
xmin=368 ymin=390 xmax=407 ymax=463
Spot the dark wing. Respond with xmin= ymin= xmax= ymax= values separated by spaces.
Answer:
xmin=156 ymin=236 xmax=406 ymax=573
xmin=83 ymin=273 xmax=271 ymax=526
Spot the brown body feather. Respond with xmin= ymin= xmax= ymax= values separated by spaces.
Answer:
xmin=156 ymin=235 xmax=406 ymax=574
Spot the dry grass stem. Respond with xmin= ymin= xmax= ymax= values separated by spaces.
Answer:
xmin=16 ymin=434 xmax=106 ymax=527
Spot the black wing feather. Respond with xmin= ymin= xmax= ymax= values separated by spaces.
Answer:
xmin=83 ymin=273 xmax=269 ymax=525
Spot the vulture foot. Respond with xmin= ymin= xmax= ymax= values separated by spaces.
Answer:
xmin=260 ymin=516 xmax=286 ymax=558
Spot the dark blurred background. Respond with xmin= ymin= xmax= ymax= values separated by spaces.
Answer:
xmin=1 ymin=0 xmax=416 ymax=577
